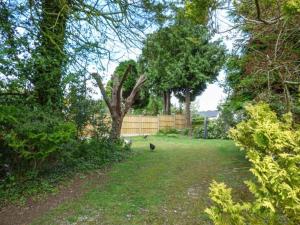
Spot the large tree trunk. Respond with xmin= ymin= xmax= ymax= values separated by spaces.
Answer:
xmin=166 ymin=90 xmax=171 ymax=115
xmin=163 ymin=90 xmax=171 ymax=115
xmin=33 ymin=0 xmax=69 ymax=109
xmin=163 ymin=91 xmax=167 ymax=114
xmin=185 ymin=90 xmax=192 ymax=135
xmin=110 ymin=115 xmax=123 ymax=140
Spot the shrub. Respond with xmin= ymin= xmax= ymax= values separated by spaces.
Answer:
xmin=205 ymin=103 xmax=300 ymax=225
xmin=182 ymin=128 xmax=190 ymax=136
xmin=0 ymin=103 xmax=131 ymax=205
xmin=193 ymin=119 xmax=228 ymax=139
xmin=0 ymin=105 xmax=131 ymax=205
xmin=192 ymin=116 xmax=205 ymax=127
xmin=157 ymin=128 xmax=180 ymax=135
xmin=71 ymin=138 xmax=131 ymax=170
xmin=0 ymin=105 xmax=76 ymax=172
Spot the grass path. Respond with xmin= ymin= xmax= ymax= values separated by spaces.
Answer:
xmin=33 ymin=136 xmax=251 ymax=225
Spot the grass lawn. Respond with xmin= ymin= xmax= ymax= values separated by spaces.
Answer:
xmin=32 ymin=136 xmax=252 ymax=225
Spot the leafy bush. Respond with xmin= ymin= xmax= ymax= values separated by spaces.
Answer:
xmin=0 ymin=105 xmax=76 ymax=172
xmin=0 ymin=104 xmax=131 ymax=206
xmin=70 ymin=138 xmax=131 ymax=170
xmin=192 ymin=116 xmax=205 ymax=127
xmin=157 ymin=128 xmax=180 ymax=135
xmin=205 ymin=103 xmax=300 ymax=225
xmin=182 ymin=128 xmax=190 ymax=136
xmin=193 ymin=119 xmax=228 ymax=139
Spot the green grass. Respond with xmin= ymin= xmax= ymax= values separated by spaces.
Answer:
xmin=33 ymin=136 xmax=252 ymax=225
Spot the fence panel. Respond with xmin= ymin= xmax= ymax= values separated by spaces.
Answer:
xmin=121 ymin=114 xmax=187 ymax=136
xmin=121 ymin=115 xmax=142 ymax=136
xmin=175 ymin=114 xmax=187 ymax=129
xmin=141 ymin=116 xmax=159 ymax=135
xmin=158 ymin=115 xmax=175 ymax=130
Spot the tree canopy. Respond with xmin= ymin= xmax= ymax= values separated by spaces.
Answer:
xmin=142 ymin=18 xmax=225 ymax=126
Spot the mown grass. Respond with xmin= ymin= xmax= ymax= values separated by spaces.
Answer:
xmin=33 ymin=136 xmax=252 ymax=225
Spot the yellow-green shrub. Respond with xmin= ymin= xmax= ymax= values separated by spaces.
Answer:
xmin=205 ymin=103 xmax=300 ymax=225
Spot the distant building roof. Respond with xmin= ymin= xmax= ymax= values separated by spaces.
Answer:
xmin=197 ymin=110 xmax=219 ymax=118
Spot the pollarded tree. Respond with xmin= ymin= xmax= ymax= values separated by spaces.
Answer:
xmin=92 ymin=65 xmax=146 ymax=140
xmin=167 ymin=22 xmax=225 ymax=130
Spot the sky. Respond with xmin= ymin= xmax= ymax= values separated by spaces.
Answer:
xmin=90 ymin=8 xmax=239 ymax=112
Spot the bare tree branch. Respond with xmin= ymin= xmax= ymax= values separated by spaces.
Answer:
xmin=91 ymin=72 xmax=113 ymax=114
xmin=123 ymin=74 xmax=147 ymax=115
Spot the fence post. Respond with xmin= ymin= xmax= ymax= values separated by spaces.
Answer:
xmin=203 ymin=116 xmax=208 ymax=139
xmin=173 ymin=114 xmax=176 ymax=129
xmin=140 ymin=115 xmax=143 ymax=136
xmin=157 ymin=115 xmax=160 ymax=132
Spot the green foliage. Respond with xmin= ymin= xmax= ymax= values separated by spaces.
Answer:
xmin=283 ymin=0 xmax=300 ymax=14
xmin=0 ymin=103 xmax=129 ymax=205
xmin=0 ymin=136 xmax=131 ymax=206
xmin=0 ymin=105 xmax=76 ymax=170
xmin=206 ymin=103 xmax=300 ymax=224
xmin=182 ymin=128 xmax=190 ymax=136
xmin=225 ymin=1 xmax=300 ymax=122
xmin=193 ymin=119 xmax=228 ymax=139
xmin=192 ymin=115 xmax=205 ymax=126
xmin=184 ymin=0 xmax=220 ymax=24
xmin=157 ymin=128 xmax=180 ymax=136
xmin=169 ymin=23 xmax=225 ymax=102
xmin=144 ymin=95 xmax=163 ymax=115
xmin=108 ymin=60 xmax=150 ymax=110
xmin=142 ymin=19 xmax=225 ymax=105
xmin=73 ymin=138 xmax=131 ymax=168
xmin=66 ymin=76 xmax=108 ymax=138
xmin=141 ymin=27 xmax=174 ymax=95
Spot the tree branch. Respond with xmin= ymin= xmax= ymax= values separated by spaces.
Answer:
xmin=252 ymin=0 xmax=281 ymax=24
xmin=91 ymin=72 xmax=113 ymax=114
xmin=123 ymin=74 xmax=146 ymax=116
xmin=284 ymin=81 xmax=300 ymax=85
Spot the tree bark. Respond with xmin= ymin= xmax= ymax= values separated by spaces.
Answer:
xmin=33 ymin=0 xmax=69 ymax=109
xmin=110 ymin=115 xmax=123 ymax=140
xmin=166 ymin=90 xmax=171 ymax=115
xmin=163 ymin=90 xmax=171 ymax=115
xmin=185 ymin=90 xmax=192 ymax=135
xmin=163 ymin=91 xmax=167 ymax=114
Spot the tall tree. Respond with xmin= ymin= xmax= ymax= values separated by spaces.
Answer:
xmin=32 ymin=0 xmax=70 ymax=109
xmin=222 ymin=0 xmax=300 ymax=121
xmin=167 ymin=23 xmax=225 ymax=131
xmin=0 ymin=0 xmax=168 ymax=110
xmin=142 ymin=20 xmax=225 ymax=129
xmin=141 ymin=27 xmax=175 ymax=114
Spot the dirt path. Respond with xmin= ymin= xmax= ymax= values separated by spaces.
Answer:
xmin=0 ymin=169 xmax=109 ymax=225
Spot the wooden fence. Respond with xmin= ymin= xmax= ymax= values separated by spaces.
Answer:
xmin=121 ymin=114 xmax=187 ymax=136
xmin=85 ymin=114 xmax=187 ymax=137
